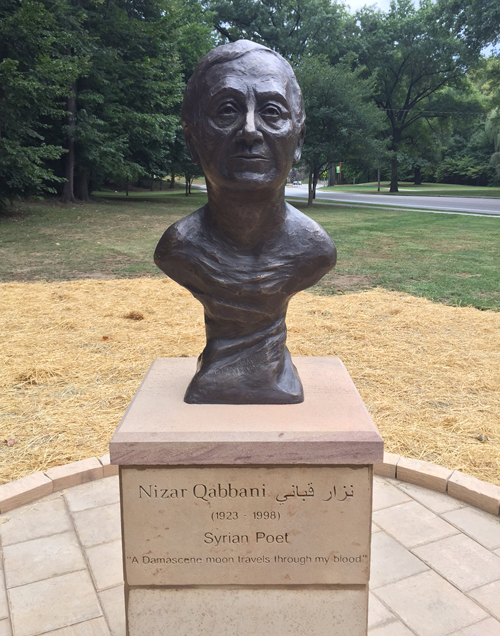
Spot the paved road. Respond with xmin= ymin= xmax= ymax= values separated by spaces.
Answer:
xmin=285 ymin=186 xmax=500 ymax=217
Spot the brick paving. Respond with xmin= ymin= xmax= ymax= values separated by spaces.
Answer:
xmin=0 ymin=474 xmax=499 ymax=636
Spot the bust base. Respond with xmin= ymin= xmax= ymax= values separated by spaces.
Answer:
xmin=110 ymin=357 xmax=383 ymax=636
xmin=184 ymin=348 xmax=304 ymax=404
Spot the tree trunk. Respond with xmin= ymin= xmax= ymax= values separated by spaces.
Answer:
xmin=126 ymin=179 xmax=129 ymax=197
xmin=160 ymin=179 xmax=163 ymax=191
xmin=414 ymin=165 xmax=422 ymax=186
xmin=328 ymin=167 xmax=335 ymax=187
xmin=389 ymin=155 xmax=399 ymax=193
xmin=377 ymin=163 xmax=381 ymax=192
xmin=307 ymin=170 xmax=314 ymax=207
xmin=169 ymin=171 xmax=175 ymax=189
xmin=75 ymin=170 xmax=90 ymax=202
xmin=150 ymin=173 xmax=154 ymax=191
xmin=61 ymin=82 xmax=78 ymax=203
xmin=312 ymin=168 xmax=318 ymax=199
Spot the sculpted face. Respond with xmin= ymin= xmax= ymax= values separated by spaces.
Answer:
xmin=186 ymin=51 xmax=304 ymax=191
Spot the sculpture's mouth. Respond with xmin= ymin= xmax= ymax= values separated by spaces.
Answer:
xmin=230 ymin=154 xmax=270 ymax=160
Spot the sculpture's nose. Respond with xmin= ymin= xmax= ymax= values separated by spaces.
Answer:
xmin=236 ymin=108 xmax=264 ymax=144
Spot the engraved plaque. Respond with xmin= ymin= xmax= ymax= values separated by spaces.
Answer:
xmin=121 ymin=466 xmax=371 ymax=585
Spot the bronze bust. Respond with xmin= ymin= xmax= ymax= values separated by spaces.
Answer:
xmin=154 ymin=40 xmax=336 ymax=404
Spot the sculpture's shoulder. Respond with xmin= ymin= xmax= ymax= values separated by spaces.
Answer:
xmin=154 ymin=206 xmax=205 ymax=269
xmin=285 ymin=203 xmax=336 ymax=268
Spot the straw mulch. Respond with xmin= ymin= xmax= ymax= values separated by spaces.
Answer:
xmin=1 ymin=279 xmax=499 ymax=486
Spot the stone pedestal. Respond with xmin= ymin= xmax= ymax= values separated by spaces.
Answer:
xmin=110 ymin=357 xmax=383 ymax=636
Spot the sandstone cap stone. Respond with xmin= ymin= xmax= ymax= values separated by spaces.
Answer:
xmin=110 ymin=357 xmax=384 ymax=466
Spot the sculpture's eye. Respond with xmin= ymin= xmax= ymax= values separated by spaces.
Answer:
xmin=260 ymin=104 xmax=282 ymax=119
xmin=217 ymin=102 xmax=239 ymax=117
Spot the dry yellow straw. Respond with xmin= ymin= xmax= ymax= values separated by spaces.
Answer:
xmin=1 ymin=279 xmax=498 ymax=485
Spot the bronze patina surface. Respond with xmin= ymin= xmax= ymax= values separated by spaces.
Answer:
xmin=154 ymin=40 xmax=336 ymax=404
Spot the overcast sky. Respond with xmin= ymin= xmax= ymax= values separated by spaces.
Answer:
xmin=345 ymin=0 xmax=418 ymax=12
xmin=346 ymin=0 xmax=391 ymax=11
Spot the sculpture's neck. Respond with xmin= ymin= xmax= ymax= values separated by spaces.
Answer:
xmin=205 ymin=183 xmax=286 ymax=249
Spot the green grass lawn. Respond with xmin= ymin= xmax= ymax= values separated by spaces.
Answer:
xmin=0 ymin=190 xmax=205 ymax=282
xmin=321 ymin=182 xmax=500 ymax=198
xmin=305 ymin=202 xmax=500 ymax=310
xmin=1 ymin=190 xmax=498 ymax=310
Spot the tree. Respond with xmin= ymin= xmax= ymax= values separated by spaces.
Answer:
xmin=176 ymin=0 xmax=215 ymax=81
xmin=474 ymin=55 xmax=500 ymax=182
xmin=58 ymin=0 xmax=186 ymax=201
xmin=294 ymin=56 xmax=384 ymax=205
xmin=0 ymin=0 xmax=84 ymax=210
xmin=486 ymin=108 xmax=500 ymax=180
xmin=398 ymin=82 xmax=487 ymax=184
xmin=351 ymin=0 xmax=480 ymax=192
xmin=207 ymin=0 xmax=348 ymax=61
xmin=167 ymin=124 xmax=203 ymax=195
xmin=437 ymin=0 xmax=500 ymax=53
xmin=397 ymin=120 xmax=438 ymax=185
xmin=1 ymin=0 xmax=214 ymax=206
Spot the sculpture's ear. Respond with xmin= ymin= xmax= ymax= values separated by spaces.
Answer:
xmin=183 ymin=124 xmax=200 ymax=165
xmin=293 ymin=124 xmax=305 ymax=164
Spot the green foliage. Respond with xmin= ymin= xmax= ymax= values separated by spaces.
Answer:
xmin=63 ymin=0 xmax=189 ymax=196
xmin=0 ymin=0 xmax=84 ymax=209
xmin=169 ymin=124 xmax=205 ymax=194
xmin=206 ymin=0 xmax=494 ymax=193
xmin=475 ymin=56 xmax=500 ymax=180
xmin=294 ymin=55 xmax=385 ymax=201
xmin=472 ymin=56 xmax=500 ymax=107
xmin=1 ymin=0 xmax=499 ymax=208
xmin=437 ymin=0 xmax=500 ymax=51
xmin=176 ymin=0 xmax=215 ymax=80
xmin=486 ymin=107 xmax=500 ymax=179
xmin=0 ymin=0 xmax=215 ymax=207
xmin=397 ymin=82 xmax=495 ymax=185
xmin=434 ymin=155 xmax=493 ymax=185
xmin=207 ymin=0 xmax=348 ymax=61
xmin=350 ymin=0 xmax=480 ymax=191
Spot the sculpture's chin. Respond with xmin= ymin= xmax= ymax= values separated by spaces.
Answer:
xmin=205 ymin=162 xmax=287 ymax=192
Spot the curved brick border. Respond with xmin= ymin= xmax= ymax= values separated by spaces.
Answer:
xmin=0 ymin=455 xmax=117 ymax=513
xmin=374 ymin=452 xmax=500 ymax=516
xmin=0 ymin=452 xmax=498 ymax=516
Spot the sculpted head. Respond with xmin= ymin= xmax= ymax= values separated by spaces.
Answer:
xmin=181 ymin=40 xmax=306 ymax=191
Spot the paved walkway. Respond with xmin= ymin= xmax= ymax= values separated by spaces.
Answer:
xmin=0 ymin=475 xmax=499 ymax=636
